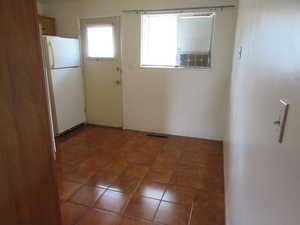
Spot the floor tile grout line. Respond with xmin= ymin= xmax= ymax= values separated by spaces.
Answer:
xmin=151 ymin=182 xmax=170 ymax=223
xmin=65 ymin=185 xmax=108 ymax=209
xmin=69 ymin=199 xmax=125 ymax=217
xmin=90 ymin=187 xmax=109 ymax=208
xmin=65 ymin=199 xmax=91 ymax=209
xmin=107 ymin=163 xmax=147 ymax=215
xmin=107 ymin=162 xmax=144 ymax=193
xmin=66 ymin=178 xmax=109 ymax=201
xmin=63 ymin=182 xmax=85 ymax=202
xmin=124 ymin=214 xmax=159 ymax=224
xmin=151 ymin=198 xmax=163 ymax=223
xmin=158 ymin=199 xmax=194 ymax=207
xmin=93 ymin=204 xmax=127 ymax=216
xmin=123 ymin=140 xmax=167 ymax=223
xmin=116 ymin=183 xmax=140 ymax=216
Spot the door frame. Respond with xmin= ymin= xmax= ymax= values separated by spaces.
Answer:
xmin=79 ymin=16 xmax=124 ymax=129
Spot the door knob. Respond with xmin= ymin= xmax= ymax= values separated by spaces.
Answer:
xmin=115 ymin=80 xmax=121 ymax=85
xmin=116 ymin=67 xmax=122 ymax=73
xmin=274 ymin=120 xmax=281 ymax=125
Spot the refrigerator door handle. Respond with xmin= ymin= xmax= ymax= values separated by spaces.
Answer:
xmin=48 ymin=41 xmax=55 ymax=69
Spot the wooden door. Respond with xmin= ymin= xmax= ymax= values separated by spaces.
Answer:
xmin=0 ymin=1 xmax=61 ymax=225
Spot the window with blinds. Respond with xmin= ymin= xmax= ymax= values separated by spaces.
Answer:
xmin=140 ymin=12 xmax=215 ymax=68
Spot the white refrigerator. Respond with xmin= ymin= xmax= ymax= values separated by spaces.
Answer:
xmin=42 ymin=36 xmax=86 ymax=136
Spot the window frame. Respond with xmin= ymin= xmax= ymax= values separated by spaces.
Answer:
xmin=139 ymin=12 xmax=216 ymax=70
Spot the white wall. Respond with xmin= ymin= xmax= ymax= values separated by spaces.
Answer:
xmin=225 ymin=0 xmax=300 ymax=225
xmin=43 ymin=0 xmax=238 ymax=140
xmin=42 ymin=1 xmax=81 ymax=38
xmin=37 ymin=1 xmax=45 ymax=15
xmin=122 ymin=9 xmax=237 ymax=140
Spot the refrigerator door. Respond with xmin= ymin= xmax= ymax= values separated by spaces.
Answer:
xmin=47 ymin=36 xmax=80 ymax=69
xmin=50 ymin=67 xmax=86 ymax=134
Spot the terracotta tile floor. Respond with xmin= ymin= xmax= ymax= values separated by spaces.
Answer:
xmin=55 ymin=126 xmax=224 ymax=225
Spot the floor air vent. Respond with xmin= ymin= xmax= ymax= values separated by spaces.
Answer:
xmin=146 ymin=134 xmax=169 ymax=139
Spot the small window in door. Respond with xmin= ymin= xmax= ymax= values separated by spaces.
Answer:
xmin=87 ymin=25 xmax=115 ymax=59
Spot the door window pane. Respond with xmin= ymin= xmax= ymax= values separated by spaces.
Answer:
xmin=87 ymin=25 xmax=114 ymax=58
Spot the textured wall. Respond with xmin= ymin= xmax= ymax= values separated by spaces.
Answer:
xmin=225 ymin=0 xmax=300 ymax=224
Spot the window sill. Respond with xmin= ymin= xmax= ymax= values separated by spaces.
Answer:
xmin=140 ymin=65 xmax=212 ymax=70
xmin=87 ymin=57 xmax=115 ymax=61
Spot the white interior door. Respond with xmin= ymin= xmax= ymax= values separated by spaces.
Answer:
xmin=81 ymin=17 xmax=123 ymax=128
